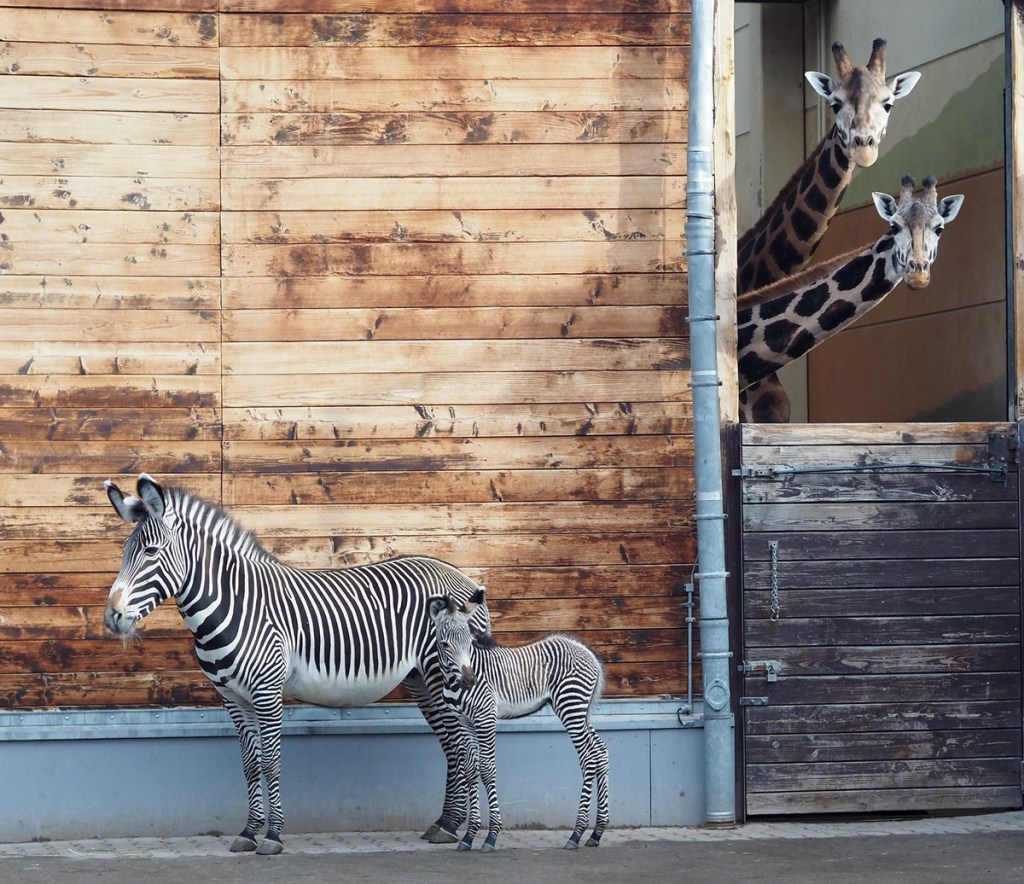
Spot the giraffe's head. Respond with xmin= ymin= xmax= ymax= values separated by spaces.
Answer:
xmin=806 ymin=38 xmax=920 ymax=167
xmin=873 ymin=175 xmax=964 ymax=290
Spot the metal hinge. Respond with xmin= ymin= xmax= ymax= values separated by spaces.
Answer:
xmin=988 ymin=430 xmax=1019 ymax=484
xmin=739 ymin=696 xmax=768 ymax=707
xmin=739 ymin=659 xmax=783 ymax=682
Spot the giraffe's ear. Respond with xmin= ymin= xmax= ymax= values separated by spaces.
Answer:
xmin=888 ymin=71 xmax=921 ymax=101
xmin=872 ymin=192 xmax=899 ymax=223
xmin=805 ymin=71 xmax=835 ymax=100
xmin=938 ymin=194 xmax=964 ymax=224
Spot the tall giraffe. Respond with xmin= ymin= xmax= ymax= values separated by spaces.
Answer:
xmin=737 ymin=175 xmax=964 ymax=421
xmin=737 ymin=37 xmax=921 ymax=421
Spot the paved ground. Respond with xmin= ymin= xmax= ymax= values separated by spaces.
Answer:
xmin=1 ymin=811 xmax=1023 ymax=883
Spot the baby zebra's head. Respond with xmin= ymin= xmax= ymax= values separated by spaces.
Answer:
xmin=428 ymin=587 xmax=486 ymax=692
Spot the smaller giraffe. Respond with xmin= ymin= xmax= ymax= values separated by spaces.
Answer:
xmin=737 ymin=175 xmax=964 ymax=422
xmin=738 ymin=38 xmax=921 ymax=295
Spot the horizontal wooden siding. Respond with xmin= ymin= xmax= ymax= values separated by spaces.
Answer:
xmin=0 ymin=2 xmax=692 ymax=707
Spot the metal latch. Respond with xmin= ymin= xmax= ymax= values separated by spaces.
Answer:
xmin=988 ymin=430 xmax=1019 ymax=484
xmin=740 ymin=660 xmax=783 ymax=682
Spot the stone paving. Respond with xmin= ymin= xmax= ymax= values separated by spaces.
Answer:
xmin=2 ymin=809 xmax=1022 ymax=860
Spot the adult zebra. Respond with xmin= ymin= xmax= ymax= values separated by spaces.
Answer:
xmin=103 ymin=473 xmax=489 ymax=855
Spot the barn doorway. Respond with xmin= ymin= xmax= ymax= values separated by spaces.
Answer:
xmin=735 ymin=1 xmax=1009 ymax=422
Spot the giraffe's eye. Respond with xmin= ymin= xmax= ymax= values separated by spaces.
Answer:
xmin=830 ymin=100 xmax=843 ymax=113
xmin=882 ymin=100 xmax=893 ymax=113
xmin=933 ymin=226 xmax=944 ymax=238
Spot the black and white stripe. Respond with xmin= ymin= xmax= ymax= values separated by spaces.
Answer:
xmin=104 ymin=473 xmax=488 ymax=854
xmin=429 ymin=589 xmax=609 ymax=851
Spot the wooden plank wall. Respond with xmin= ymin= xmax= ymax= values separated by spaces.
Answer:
xmin=0 ymin=1 xmax=693 ymax=708
xmin=739 ymin=424 xmax=1023 ymax=815
xmin=0 ymin=2 xmax=222 ymax=706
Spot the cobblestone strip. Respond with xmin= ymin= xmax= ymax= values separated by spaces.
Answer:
xmin=1 ymin=811 xmax=1022 ymax=859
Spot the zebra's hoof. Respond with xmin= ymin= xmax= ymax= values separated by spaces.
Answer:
xmin=229 ymin=836 xmax=258 ymax=853
xmin=456 ymin=840 xmax=473 ymax=852
xmin=585 ymin=836 xmax=602 ymax=847
xmin=480 ymin=842 xmax=496 ymax=853
xmin=563 ymin=838 xmax=581 ymax=850
xmin=255 ymin=837 xmax=284 ymax=856
xmin=421 ymin=823 xmax=441 ymax=841
xmin=428 ymin=827 xmax=460 ymax=844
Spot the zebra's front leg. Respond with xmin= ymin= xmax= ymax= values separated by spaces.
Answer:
xmin=476 ymin=718 xmax=502 ymax=852
xmin=457 ymin=727 xmax=482 ymax=851
xmin=405 ymin=671 xmax=463 ymax=843
xmin=225 ymin=701 xmax=266 ymax=853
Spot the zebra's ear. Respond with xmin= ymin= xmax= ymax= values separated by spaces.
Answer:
xmin=428 ymin=596 xmax=449 ymax=624
xmin=136 ymin=473 xmax=166 ymax=521
xmin=465 ymin=586 xmax=486 ymax=614
xmin=105 ymin=480 xmax=146 ymax=523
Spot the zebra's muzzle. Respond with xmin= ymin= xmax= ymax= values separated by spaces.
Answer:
xmin=458 ymin=665 xmax=475 ymax=690
xmin=103 ymin=605 xmax=137 ymax=636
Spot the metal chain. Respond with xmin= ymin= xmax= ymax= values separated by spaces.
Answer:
xmin=768 ymin=540 xmax=780 ymax=622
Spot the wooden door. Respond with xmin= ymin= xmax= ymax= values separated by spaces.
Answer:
xmin=734 ymin=423 xmax=1024 ymax=816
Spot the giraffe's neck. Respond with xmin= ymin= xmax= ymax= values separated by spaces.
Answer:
xmin=737 ymin=126 xmax=855 ymax=295
xmin=736 ymin=232 xmax=900 ymax=391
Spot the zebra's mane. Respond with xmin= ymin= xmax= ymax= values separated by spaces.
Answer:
xmin=166 ymin=485 xmax=275 ymax=562
xmin=471 ymin=626 xmax=501 ymax=650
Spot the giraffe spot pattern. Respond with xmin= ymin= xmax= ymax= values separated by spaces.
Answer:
xmin=795 ymin=282 xmax=830 ymax=317
xmin=862 ymin=256 xmax=896 ymax=301
xmin=833 ymin=253 xmax=874 ymax=291
xmin=799 ymin=161 xmax=816 ymax=193
xmin=769 ymin=233 xmax=803 ymax=275
xmin=792 ymin=207 xmax=817 ymax=243
xmin=739 ymin=351 xmax=783 ymax=385
xmin=787 ymin=328 xmax=817 ymax=360
xmin=737 ymin=323 xmax=755 ymax=350
xmin=739 ymin=263 xmax=756 ymax=293
xmin=818 ymin=298 xmax=857 ymax=331
xmin=818 ymin=148 xmax=842 ymax=190
xmin=765 ymin=318 xmax=800 ymax=354
xmin=752 ymin=260 xmax=774 ymax=290
xmin=804 ymin=184 xmax=828 ymax=215
xmin=757 ymin=292 xmax=796 ymax=320
xmin=832 ymin=142 xmax=851 ymax=172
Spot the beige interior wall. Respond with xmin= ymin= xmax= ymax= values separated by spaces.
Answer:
xmin=737 ymin=0 xmax=1007 ymax=422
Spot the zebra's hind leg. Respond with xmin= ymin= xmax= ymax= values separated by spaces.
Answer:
xmin=585 ymin=733 xmax=610 ymax=847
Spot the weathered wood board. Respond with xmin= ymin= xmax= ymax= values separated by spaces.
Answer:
xmin=0 ymin=4 xmax=691 ymax=708
xmin=735 ymin=423 xmax=1023 ymax=816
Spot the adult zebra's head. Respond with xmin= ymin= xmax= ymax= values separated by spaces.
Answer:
xmin=103 ymin=473 xmax=185 ymax=638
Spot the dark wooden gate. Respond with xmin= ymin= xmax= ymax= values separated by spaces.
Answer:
xmin=731 ymin=423 xmax=1024 ymax=817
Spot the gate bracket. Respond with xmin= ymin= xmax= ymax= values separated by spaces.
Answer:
xmin=988 ymin=430 xmax=1019 ymax=483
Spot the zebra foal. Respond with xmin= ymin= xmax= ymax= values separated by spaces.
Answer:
xmin=103 ymin=473 xmax=489 ymax=854
xmin=428 ymin=589 xmax=610 ymax=851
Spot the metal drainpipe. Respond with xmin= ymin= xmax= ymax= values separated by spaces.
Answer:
xmin=686 ymin=0 xmax=736 ymax=826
